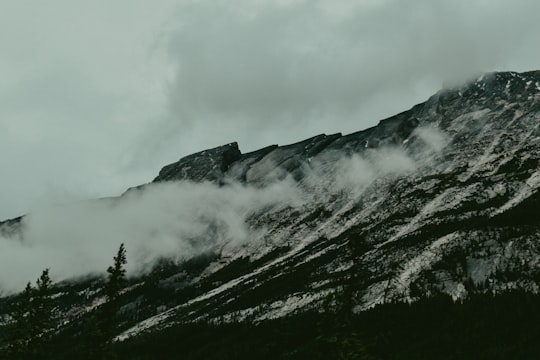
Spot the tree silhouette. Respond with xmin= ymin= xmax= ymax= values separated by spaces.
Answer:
xmin=92 ymin=243 xmax=128 ymax=358
xmin=105 ymin=243 xmax=127 ymax=303
xmin=4 ymin=269 xmax=55 ymax=360
xmin=4 ymin=282 xmax=34 ymax=359
xmin=34 ymin=269 xmax=53 ymax=332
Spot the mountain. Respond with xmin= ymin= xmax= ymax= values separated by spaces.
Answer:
xmin=1 ymin=70 xmax=540 ymax=357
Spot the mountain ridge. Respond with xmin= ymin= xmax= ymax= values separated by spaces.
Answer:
xmin=118 ymin=69 xmax=540 ymax=335
xmin=146 ymin=70 xmax=540 ymax=186
xmin=1 ymin=70 xmax=540 ymax=343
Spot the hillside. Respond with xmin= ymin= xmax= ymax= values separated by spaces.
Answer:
xmin=1 ymin=70 xmax=540 ymax=358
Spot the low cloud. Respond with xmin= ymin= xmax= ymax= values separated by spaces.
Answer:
xmin=303 ymin=147 xmax=417 ymax=199
xmin=0 ymin=179 xmax=302 ymax=294
xmin=2 ymin=0 xmax=540 ymax=223
xmin=0 ymin=127 xmax=446 ymax=294
xmin=149 ymin=0 xmax=540 ymax=157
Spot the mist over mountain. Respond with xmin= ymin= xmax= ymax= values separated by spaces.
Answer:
xmin=1 ymin=70 xmax=540 ymax=358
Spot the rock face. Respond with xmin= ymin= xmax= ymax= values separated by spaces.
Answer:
xmin=0 ymin=216 xmax=22 ymax=238
xmin=151 ymin=118 xmax=420 ymax=186
xmin=120 ymin=70 xmax=540 ymax=333
xmin=2 ymin=70 xmax=540 ymax=340
xmin=153 ymin=142 xmax=242 ymax=183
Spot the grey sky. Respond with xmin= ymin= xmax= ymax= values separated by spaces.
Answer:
xmin=1 ymin=0 xmax=540 ymax=219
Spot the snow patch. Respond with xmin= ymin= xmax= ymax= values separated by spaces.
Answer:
xmin=115 ymin=307 xmax=174 ymax=341
xmin=256 ymin=290 xmax=333 ymax=321
xmin=493 ymin=170 xmax=540 ymax=215
xmin=393 ymin=233 xmax=458 ymax=301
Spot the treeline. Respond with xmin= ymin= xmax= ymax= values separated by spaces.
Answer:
xmin=2 ymin=244 xmax=540 ymax=359
xmin=3 ymin=269 xmax=54 ymax=358
xmin=113 ymin=291 xmax=540 ymax=360
xmin=0 ymin=243 xmax=127 ymax=360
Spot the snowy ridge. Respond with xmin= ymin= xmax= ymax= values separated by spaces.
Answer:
xmin=2 ymin=70 xmax=540 ymax=341
xmin=113 ymin=71 xmax=540 ymax=338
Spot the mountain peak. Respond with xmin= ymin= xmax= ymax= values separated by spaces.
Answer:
xmin=149 ymin=71 xmax=540 ymax=188
xmin=2 ymin=70 xmax=540 ymax=347
xmin=153 ymin=142 xmax=241 ymax=183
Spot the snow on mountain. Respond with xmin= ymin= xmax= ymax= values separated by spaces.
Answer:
xmin=1 ymin=70 xmax=540 ymax=341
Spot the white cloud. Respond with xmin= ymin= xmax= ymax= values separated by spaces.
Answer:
xmin=0 ymin=178 xmax=303 ymax=293
xmin=145 ymin=0 xmax=540 ymax=164
xmin=1 ymin=0 xmax=540 ymax=223
xmin=0 ymin=0 xmax=176 ymax=219
xmin=0 ymin=126 xmax=448 ymax=294
xmin=414 ymin=126 xmax=450 ymax=153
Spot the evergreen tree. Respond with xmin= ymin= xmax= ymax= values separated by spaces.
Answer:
xmin=93 ymin=243 xmax=127 ymax=358
xmin=11 ymin=282 xmax=34 ymax=333
xmin=33 ymin=269 xmax=53 ymax=333
xmin=27 ymin=268 xmax=55 ymax=358
xmin=4 ymin=269 xmax=55 ymax=360
xmin=4 ymin=282 xmax=34 ymax=359
xmin=105 ymin=243 xmax=127 ymax=303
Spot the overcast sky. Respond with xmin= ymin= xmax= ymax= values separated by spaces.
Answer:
xmin=1 ymin=0 xmax=540 ymax=220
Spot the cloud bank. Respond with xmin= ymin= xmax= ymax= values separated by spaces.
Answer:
xmin=1 ymin=0 xmax=540 ymax=220
xmin=0 ymin=179 xmax=302 ymax=293
xmin=153 ymin=0 xmax=540 ymax=155
xmin=1 ymin=0 xmax=540 ymax=292
xmin=0 ymin=127 xmax=444 ymax=294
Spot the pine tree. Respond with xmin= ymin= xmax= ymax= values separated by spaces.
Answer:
xmin=33 ymin=269 xmax=53 ymax=333
xmin=5 ymin=269 xmax=55 ymax=360
xmin=25 ymin=269 xmax=55 ymax=358
xmin=11 ymin=282 xmax=34 ymax=332
xmin=5 ymin=282 xmax=34 ymax=359
xmin=105 ymin=243 xmax=127 ymax=303
xmin=94 ymin=243 xmax=127 ymax=358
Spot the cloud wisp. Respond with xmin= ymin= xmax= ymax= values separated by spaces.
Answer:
xmin=2 ymin=0 xmax=540 ymax=223
xmin=0 ymin=179 xmax=301 ymax=294
xmin=151 ymin=0 xmax=540 ymax=155
xmin=0 ymin=127 xmax=445 ymax=294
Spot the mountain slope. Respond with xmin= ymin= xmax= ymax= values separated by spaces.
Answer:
xmin=1 ymin=70 xmax=539 ymax=342
xmin=120 ymin=70 xmax=540 ymax=336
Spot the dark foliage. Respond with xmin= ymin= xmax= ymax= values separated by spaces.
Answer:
xmin=0 ymin=269 xmax=55 ymax=360
xmin=110 ymin=292 xmax=540 ymax=360
xmin=105 ymin=243 xmax=127 ymax=303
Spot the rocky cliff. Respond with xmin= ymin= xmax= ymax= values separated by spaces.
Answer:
xmin=1 ymin=70 xmax=539 ymax=341
xmin=120 ymin=70 xmax=540 ymax=336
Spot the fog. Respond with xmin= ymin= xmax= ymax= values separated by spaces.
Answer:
xmin=152 ymin=0 xmax=540 ymax=157
xmin=0 ymin=179 xmax=301 ymax=293
xmin=0 ymin=126 xmax=444 ymax=294
xmin=1 ymin=0 xmax=540 ymax=220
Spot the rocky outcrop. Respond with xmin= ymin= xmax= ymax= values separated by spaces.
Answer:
xmin=124 ymin=70 xmax=540 ymax=329
xmin=152 ymin=142 xmax=241 ymax=183
xmin=3 ymin=70 xmax=540 ymax=340
xmin=0 ymin=216 xmax=23 ymax=238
